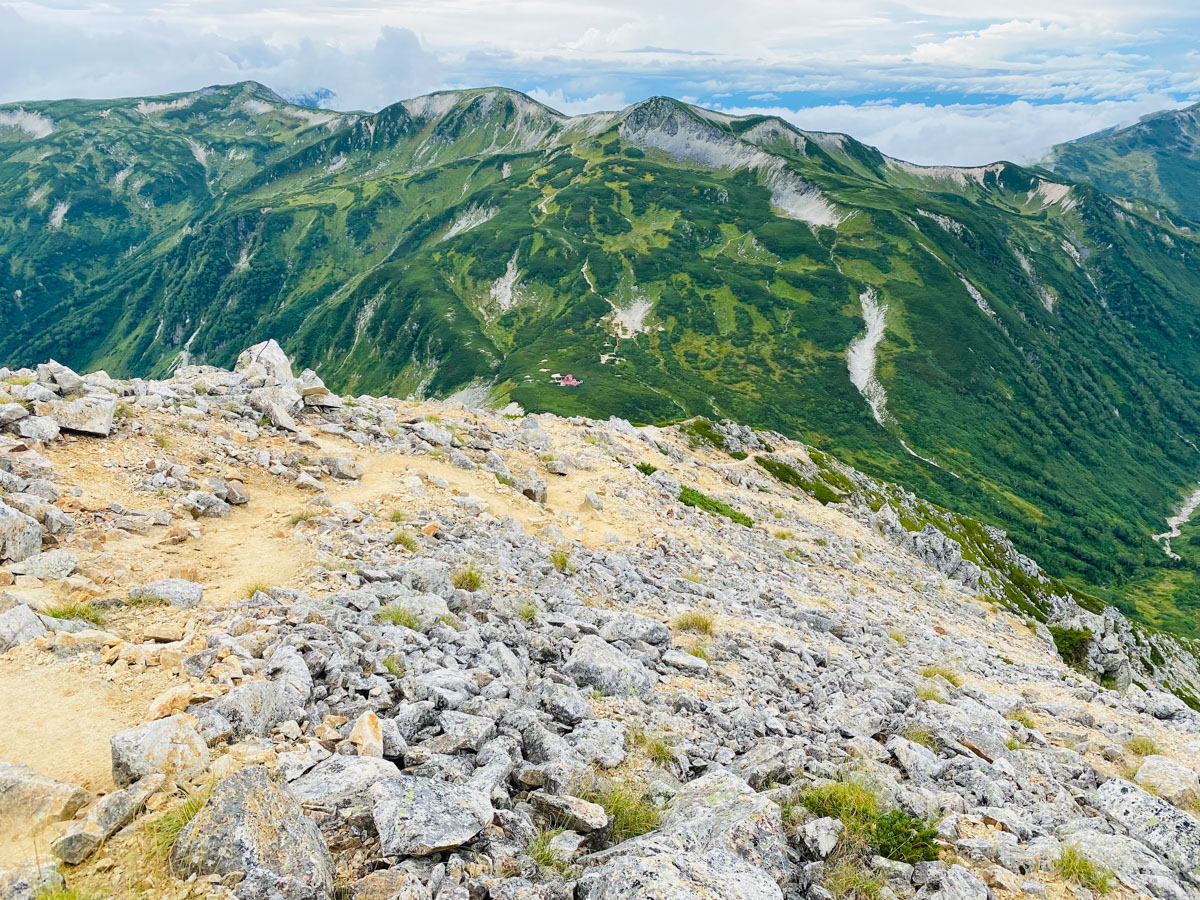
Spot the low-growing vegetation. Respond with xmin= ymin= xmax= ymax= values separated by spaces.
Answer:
xmin=1054 ymin=845 xmax=1115 ymax=894
xmin=678 ymin=485 xmax=752 ymax=527
xmin=580 ymin=781 xmax=661 ymax=846
xmin=391 ymin=530 xmax=419 ymax=552
xmin=377 ymin=605 xmax=420 ymax=630
xmin=799 ymin=779 xmax=939 ymax=866
xmin=673 ymin=610 xmax=715 ymax=635
xmin=550 ymin=547 xmax=571 ymax=573
xmin=1049 ymin=626 xmax=1093 ymax=669
xmin=42 ymin=601 xmax=104 ymax=626
xmin=920 ymin=664 xmax=963 ymax=687
xmin=452 ymin=565 xmax=482 ymax=592
xmin=146 ymin=788 xmax=210 ymax=858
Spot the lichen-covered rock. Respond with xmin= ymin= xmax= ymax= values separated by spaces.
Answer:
xmin=1135 ymin=755 xmax=1200 ymax=805
xmin=36 ymin=396 xmax=116 ymax=436
xmin=370 ymin=775 xmax=493 ymax=856
xmin=52 ymin=774 xmax=164 ymax=864
xmin=0 ymin=862 xmax=64 ymax=900
xmin=580 ymin=769 xmax=788 ymax=899
xmin=110 ymin=714 xmax=210 ymax=786
xmin=564 ymin=635 xmax=654 ymax=699
xmin=128 ymin=578 xmax=203 ymax=608
xmin=170 ymin=766 xmax=334 ymax=899
xmin=290 ymin=755 xmax=399 ymax=809
xmin=1095 ymin=777 xmax=1200 ymax=887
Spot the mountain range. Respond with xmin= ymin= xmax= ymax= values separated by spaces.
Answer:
xmin=5 ymin=81 xmax=1200 ymax=635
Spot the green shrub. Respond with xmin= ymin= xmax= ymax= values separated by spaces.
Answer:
xmin=635 ymin=462 xmax=658 ymax=476
xmin=916 ymin=684 xmax=946 ymax=703
xmin=383 ymin=655 xmax=405 ymax=677
xmin=1049 ymin=626 xmax=1093 ymax=668
xmin=389 ymin=508 xmax=407 ymax=523
xmin=518 ymin=600 xmax=538 ymax=623
xmin=867 ymin=810 xmax=940 ymax=864
xmin=801 ymin=780 xmax=938 ymax=865
xmin=678 ymin=486 xmax=752 ymax=527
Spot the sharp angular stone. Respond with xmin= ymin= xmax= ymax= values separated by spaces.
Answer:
xmin=170 ymin=765 xmax=334 ymax=899
xmin=0 ymin=762 xmax=89 ymax=834
xmin=110 ymin=714 xmax=210 ymax=787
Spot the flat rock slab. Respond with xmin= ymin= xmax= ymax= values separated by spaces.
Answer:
xmin=35 ymin=396 xmax=116 ymax=436
xmin=370 ymin=774 xmax=493 ymax=856
xmin=128 ymin=578 xmax=203 ymax=608
xmin=290 ymin=755 xmax=399 ymax=809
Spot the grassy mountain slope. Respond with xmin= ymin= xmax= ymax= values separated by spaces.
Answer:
xmin=1047 ymin=102 xmax=1200 ymax=222
xmin=5 ymin=84 xmax=1200 ymax=634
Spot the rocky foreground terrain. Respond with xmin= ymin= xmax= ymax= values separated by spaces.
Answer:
xmin=2 ymin=343 xmax=1200 ymax=900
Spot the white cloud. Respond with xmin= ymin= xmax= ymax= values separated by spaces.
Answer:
xmin=2 ymin=0 xmax=1200 ymax=165
xmin=526 ymin=88 xmax=627 ymax=116
xmin=715 ymin=95 xmax=1189 ymax=165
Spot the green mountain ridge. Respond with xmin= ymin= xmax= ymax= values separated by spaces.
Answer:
xmin=6 ymin=82 xmax=1200 ymax=635
xmin=1047 ymin=101 xmax=1200 ymax=222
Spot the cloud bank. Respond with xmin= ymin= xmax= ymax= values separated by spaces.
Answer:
xmin=2 ymin=0 xmax=1198 ymax=165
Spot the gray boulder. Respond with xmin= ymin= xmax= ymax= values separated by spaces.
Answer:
xmin=0 ymin=762 xmax=89 ymax=834
xmin=181 ymin=491 xmax=231 ymax=518
xmin=236 ymin=340 xmax=295 ymax=385
xmin=197 ymin=645 xmax=312 ymax=739
xmin=0 ymin=862 xmax=64 ymax=900
xmin=110 ymin=714 xmax=210 ymax=786
xmin=38 ymin=396 xmax=116 ymax=436
xmin=0 ymin=501 xmax=41 ymax=563
xmin=1135 ymin=755 xmax=1200 ymax=805
xmin=170 ymin=766 xmax=334 ymax=899
xmin=290 ymin=755 xmax=399 ymax=809
xmin=370 ymin=775 xmax=493 ymax=856
xmin=565 ymin=635 xmax=655 ymax=699
xmin=128 ymin=578 xmax=203 ymax=608
xmin=1095 ymin=777 xmax=1200 ymax=886
xmin=930 ymin=864 xmax=989 ymax=899
xmin=579 ymin=769 xmax=788 ymax=900
xmin=0 ymin=603 xmax=46 ymax=651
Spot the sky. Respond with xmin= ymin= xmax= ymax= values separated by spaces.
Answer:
xmin=3 ymin=1 xmax=1200 ymax=165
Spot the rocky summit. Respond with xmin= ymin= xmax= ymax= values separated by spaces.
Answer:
xmin=2 ymin=341 xmax=1200 ymax=900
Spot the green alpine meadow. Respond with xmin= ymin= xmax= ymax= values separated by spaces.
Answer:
xmin=7 ymin=81 xmax=1200 ymax=635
